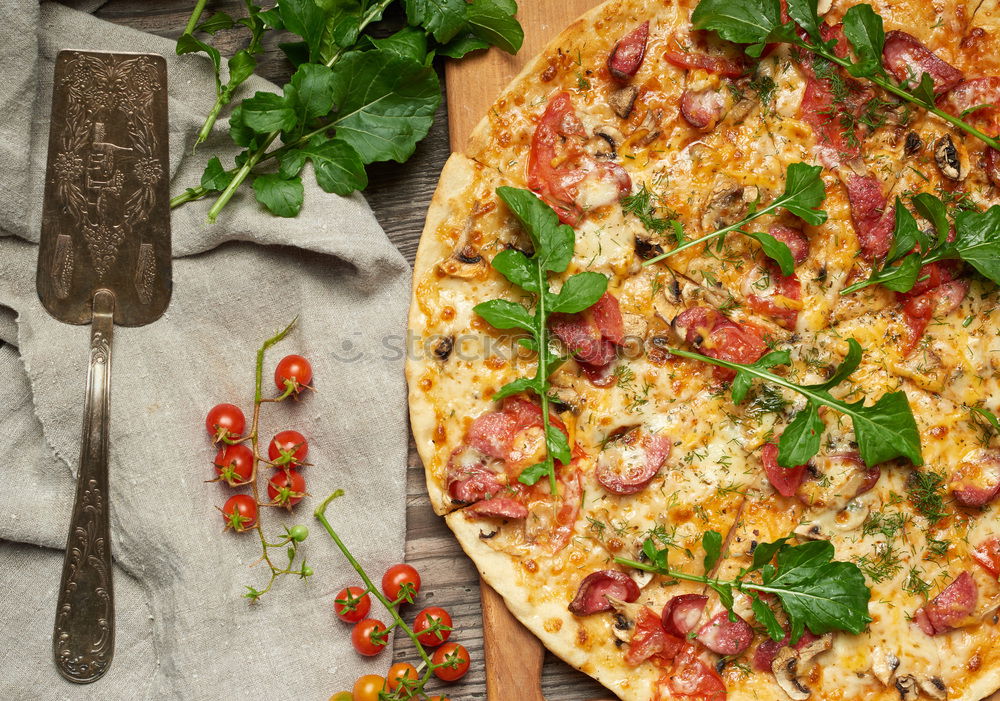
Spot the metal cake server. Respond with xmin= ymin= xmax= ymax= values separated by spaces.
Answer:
xmin=37 ymin=50 xmax=171 ymax=684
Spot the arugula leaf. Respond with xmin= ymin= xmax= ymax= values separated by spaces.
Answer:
xmin=201 ymin=157 xmax=234 ymax=191
xmin=842 ymin=4 xmax=885 ymax=78
xmin=885 ymin=198 xmax=923 ymax=263
xmin=778 ymin=403 xmax=823 ymax=467
xmin=691 ymin=0 xmax=784 ymax=56
xmin=465 ymin=0 xmax=524 ymax=54
xmin=404 ymin=0 xmax=469 ymax=43
xmin=642 ymin=162 xmax=826 ymax=269
xmin=703 ymin=530 xmax=723 ymax=572
xmin=328 ymin=49 xmax=441 ymax=164
xmin=291 ymin=138 xmax=368 ymax=195
xmin=616 ymin=533 xmax=871 ymax=644
xmin=279 ymin=0 xmax=328 ymax=62
xmin=751 ymin=593 xmax=786 ymax=641
xmin=670 ymin=338 xmax=924 ymax=467
xmin=747 ymin=230 xmax=796 ymax=276
xmin=362 ymin=26 xmax=431 ymax=63
xmin=474 ymin=188 xmax=608 ymax=493
xmin=730 ymin=350 xmax=790 ymax=404
xmin=252 ymin=174 xmax=304 ymax=217
xmin=551 ymin=272 xmax=608 ymax=314
xmin=285 ymin=63 xmax=338 ymax=127
xmin=953 ymin=206 xmax=1000 ymax=283
xmin=785 ymin=0 xmax=820 ymax=41
xmin=241 ymin=92 xmax=297 ymax=134
xmin=912 ymin=192 xmax=949 ymax=244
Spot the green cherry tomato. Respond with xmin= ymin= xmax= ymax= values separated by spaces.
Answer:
xmin=289 ymin=525 xmax=309 ymax=542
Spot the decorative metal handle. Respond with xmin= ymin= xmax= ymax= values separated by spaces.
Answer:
xmin=53 ymin=289 xmax=116 ymax=683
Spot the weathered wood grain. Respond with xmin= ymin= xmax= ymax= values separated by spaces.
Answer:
xmin=91 ymin=1 xmax=608 ymax=698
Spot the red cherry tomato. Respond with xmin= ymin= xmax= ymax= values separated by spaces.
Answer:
xmin=275 ymin=354 xmax=313 ymax=393
xmin=386 ymin=662 xmax=418 ymax=691
xmin=432 ymin=642 xmax=470 ymax=682
xmin=351 ymin=675 xmax=385 ymax=701
xmin=268 ymin=430 xmax=309 ymax=467
xmin=213 ymin=444 xmax=254 ymax=486
xmin=413 ymin=606 xmax=453 ymax=647
xmin=205 ymin=403 xmax=245 ymax=442
xmin=382 ymin=563 xmax=421 ymax=604
xmin=334 ymin=586 xmax=371 ymax=623
xmin=267 ymin=469 xmax=306 ymax=507
xmin=221 ymin=494 xmax=257 ymax=531
xmin=351 ymin=618 xmax=389 ymax=656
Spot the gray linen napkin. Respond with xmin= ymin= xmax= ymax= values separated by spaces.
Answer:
xmin=0 ymin=2 xmax=411 ymax=699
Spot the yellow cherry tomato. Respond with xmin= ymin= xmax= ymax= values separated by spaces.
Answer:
xmin=386 ymin=662 xmax=418 ymax=691
xmin=352 ymin=674 xmax=386 ymax=701
xmin=428 ymin=696 xmax=451 ymax=701
xmin=328 ymin=694 xmax=352 ymax=701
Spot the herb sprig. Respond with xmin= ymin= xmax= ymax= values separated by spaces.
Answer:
xmin=841 ymin=194 xmax=1000 ymax=295
xmin=616 ymin=531 xmax=872 ymax=643
xmin=172 ymin=0 xmax=524 ymax=221
xmin=691 ymin=0 xmax=1000 ymax=151
xmin=670 ymin=338 xmax=923 ymax=467
xmin=473 ymin=187 xmax=608 ymax=493
xmin=641 ymin=162 xmax=828 ymax=276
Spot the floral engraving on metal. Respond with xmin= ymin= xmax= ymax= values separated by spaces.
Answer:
xmin=52 ymin=233 xmax=75 ymax=299
xmin=52 ymin=52 xmax=164 ymax=278
xmin=135 ymin=243 xmax=156 ymax=304
xmin=53 ymin=478 xmax=112 ymax=682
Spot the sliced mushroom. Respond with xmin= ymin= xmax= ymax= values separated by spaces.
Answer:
xmin=432 ymin=335 xmax=454 ymax=361
xmin=701 ymin=183 xmax=756 ymax=232
xmin=871 ymin=646 xmax=900 ymax=686
xmin=919 ymin=676 xmax=947 ymax=699
xmin=895 ymin=675 xmax=919 ymax=700
xmin=904 ymin=131 xmax=923 ymax=157
xmin=610 ymin=86 xmax=638 ymax=119
xmin=606 ymin=596 xmax=646 ymax=643
xmin=593 ymin=126 xmax=624 ymax=159
xmin=772 ymin=634 xmax=833 ymax=700
xmin=793 ymin=522 xmax=828 ymax=540
xmin=634 ymin=235 xmax=665 ymax=260
xmin=934 ymin=135 xmax=966 ymax=180
xmin=438 ymin=245 xmax=486 ymax=279
xmin=816 ymin=0 xmax=832 ymax=13
xmin=833 ymin=498 xmax=869 ymax=532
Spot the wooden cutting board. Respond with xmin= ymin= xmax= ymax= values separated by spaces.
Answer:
xmin=444 ymin=3 xmax=603 ymax=699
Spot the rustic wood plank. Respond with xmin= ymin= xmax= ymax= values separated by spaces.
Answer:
xmin=444 ymin=0 xmax=601 ymax=151
xmin=92 ymin=1 xmax=609 ymax=698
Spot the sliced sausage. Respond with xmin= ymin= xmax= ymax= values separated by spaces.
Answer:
xmin=882 ymin=31 xmax=963 ymax=94
xmin=596 ymin=430 xmax=672 ymax=495
xmin=608 ymin=22 xmax=649 ymax=83
xmin=913 ymin=571 xmax=978 ymax=635
xmin=949 ymin=448 xmax=1000 ymax=507
xmin=568 ymin=570 xmax=640 ymax=615
xmin=465 ymin=497 xmax=529 ymax=520
xmin=696 ymin=611 xmax=754 ymax=656
xmin=661 ymin=594 xmax=708 ymax=637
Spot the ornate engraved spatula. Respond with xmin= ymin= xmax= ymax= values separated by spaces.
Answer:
xmin=37 ymin=50 xmax=171 ymax=684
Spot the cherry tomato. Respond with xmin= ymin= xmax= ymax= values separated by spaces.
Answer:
xmin=267 ymin=469 xmax=306 ymax=507
xmin=205 ymin=403 xmax=245 ymax=442
xmin=428 ymin=697 xmax=451 ymax=701
xmin=351 ymin=674 xmax=386 ymax=701
xmin=328 ymin=694 xmax=352 ymax=701
xmin=268 ymin=430 xmax=309 ymax=467
xmin=275 ymin=354 xmax=313 ymax=394
xmin=334 ymin=586 xmax=371 ymax=623
xmin=413 ymin=606 xmax=453 ymax=647
xmin=213 ymin=444 xmax=254 ymax=486
xmin=386 ymin=662 xmax=418 ymax=692
xmin=432 ymin=642 xmax=470 ymax=682
xmin=351 ymin=618 xmax=389 ymax=656
xmin=382 ymin=563 xmax=421 ymax=604
xmin=221 ymin=494 xmax=257 ymax=532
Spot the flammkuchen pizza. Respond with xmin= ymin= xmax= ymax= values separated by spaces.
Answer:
xmin=407 ymin=0 xmax=1000 ymax=698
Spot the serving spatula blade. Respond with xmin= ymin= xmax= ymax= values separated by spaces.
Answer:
xmin=37 ymin=49 xmax=170 ymax=683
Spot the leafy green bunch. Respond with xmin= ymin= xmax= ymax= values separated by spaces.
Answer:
xmin=173 ymin=0 xmax=524 ymax=221
xmin=616 ymin=530 xmax=872 ymax=643
xmin=639 ymin=162 xmax=828 ymax=276
xmin=473 ymin=187 xmax=609 ymax=493
xmin=842 ymin=194 xmax=1000 ymax=295
xmin=691 ymin=0 xmax=1000 ymax=150
xmin=670 ymin=338 xmax=923 ymax=468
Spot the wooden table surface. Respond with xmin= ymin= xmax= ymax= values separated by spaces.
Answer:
xmin=92 ymin=1 xmax=608 ymax=698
